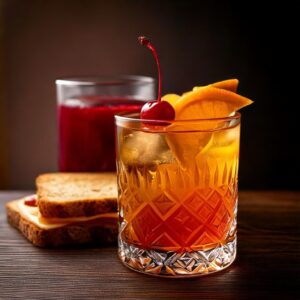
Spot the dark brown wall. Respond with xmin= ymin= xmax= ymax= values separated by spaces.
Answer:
xmin=0 ymin=0 xmax=298 ymax=189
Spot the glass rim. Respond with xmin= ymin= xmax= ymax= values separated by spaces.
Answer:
xmin=115 ymin=111 xmax=241 ymax=123
xmin=115 ymin=112 xmax=241 ymax=133
xmin=55 ymin=75 xmax=155 ymax=86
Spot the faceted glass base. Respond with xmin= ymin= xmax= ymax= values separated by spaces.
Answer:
xmin=118 ymin=237 xmax=236 ymax=277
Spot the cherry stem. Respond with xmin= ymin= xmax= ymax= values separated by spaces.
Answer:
xmin=138 ymin=36 xmax=162 ymax=102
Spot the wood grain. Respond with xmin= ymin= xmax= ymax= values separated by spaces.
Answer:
xmin=0 ymin=191 xmax=299 ymax=300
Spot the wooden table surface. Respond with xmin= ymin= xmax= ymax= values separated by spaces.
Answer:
xmin=0 ymin=191 xmax=299 ymax=300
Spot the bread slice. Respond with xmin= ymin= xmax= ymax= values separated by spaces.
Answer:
xmin=36 ymin=173 xmax=118 ymax=218
xmin=6 ymin=196 xmax=118 ymax=247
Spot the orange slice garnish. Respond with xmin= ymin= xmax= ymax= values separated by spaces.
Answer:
xmin=162 ymin=81 xmax=252 ymax=167
xmin=210 ymin=79 xmax=239 ymax=92
xmin=192 ymin=79 xmax=239 ymax=93
xmin=173 ymin=86 xmax=252 ymax=120
xmin=162 ymin=93 xmax=180 ymax=105
xmin=163 ymin=79 xmax=239 ymax=108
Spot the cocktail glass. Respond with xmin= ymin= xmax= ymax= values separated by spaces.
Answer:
xmin=56 ymin=76 xmax=155 ymax=172
xmin=115 ymin=112 xmax=240 ymax=277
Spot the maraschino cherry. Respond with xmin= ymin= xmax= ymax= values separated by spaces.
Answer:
xmin=138 ymin=36 xmax=175 ymax=120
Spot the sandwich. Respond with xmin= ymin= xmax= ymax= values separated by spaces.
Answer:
xmin=6 ymin=172 xmax=118 ymax=247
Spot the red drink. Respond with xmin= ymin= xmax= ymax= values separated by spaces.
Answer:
xmin=58 ymin=96 xmax=143 ymax=172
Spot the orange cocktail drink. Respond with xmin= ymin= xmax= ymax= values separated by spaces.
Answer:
xmin=116 ymin=37 xmax=252 ymax=277
xmin=116 ymin=111 xmax=241 ymax=276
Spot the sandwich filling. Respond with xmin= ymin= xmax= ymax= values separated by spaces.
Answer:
xmin=17 ymin=195 xmax=117 ymax=229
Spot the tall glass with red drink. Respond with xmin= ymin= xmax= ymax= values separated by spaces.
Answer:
xmin=56 ymin=76 xmax=155 ymax=172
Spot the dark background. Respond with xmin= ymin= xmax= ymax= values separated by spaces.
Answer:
xmin=0 ymin=0 xmax=298 ymax=189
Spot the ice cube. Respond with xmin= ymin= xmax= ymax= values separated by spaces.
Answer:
xmin=121 ymin=131 xmax=174 ymax=165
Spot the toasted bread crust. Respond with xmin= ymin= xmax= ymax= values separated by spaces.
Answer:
xmin=36 ymin=172 xmax=118 ymax=218
xmin=6 ymin=200 xmax=118 ymax=247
